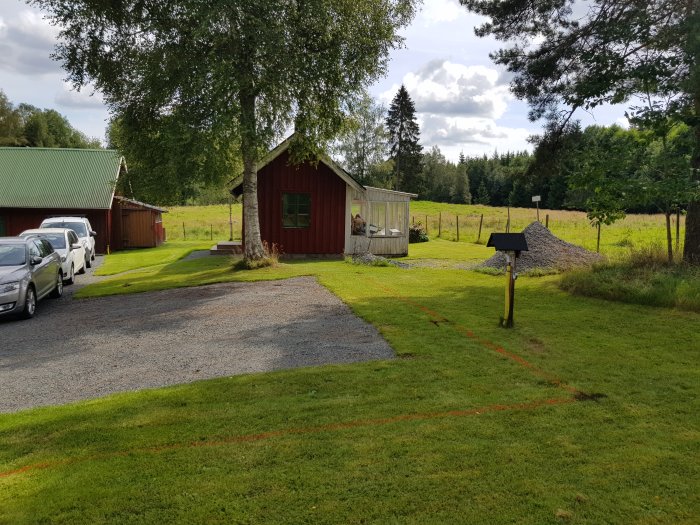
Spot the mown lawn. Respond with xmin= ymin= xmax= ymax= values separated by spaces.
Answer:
xmin=95 ymin=241 xmax=213 ymax=276
xmin=2 ymin=243 xmax=698 ymax=524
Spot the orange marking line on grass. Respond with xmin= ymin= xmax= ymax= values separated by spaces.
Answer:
xmin=0 ymin=397 xmax=575 ymax=480
xmin=367 ymin=278 xmax=581 ymax=395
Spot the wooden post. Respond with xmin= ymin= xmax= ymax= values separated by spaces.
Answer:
xmin=596 ymin=222 xmax=601 ymax=253
xmin=412 ymin=215 xmax=415 ymax=225
xmin=425 ymin=215 xmax=429 ymax=235
xmin=536 ymin=200 xmax=540 ymax=222
xmin=477 ymin=214 xmax=483 ymax=243
xmin=438 ymin=212 xmax=442 ymax=237
xmin=456 ymin=215 xmax=460 ymax=242
xmin=506 ymin=207 xmax=511 ymax=233
xmin=210 ymin=224 xmax=213 ymax=241
xmin=501 ymin=253 xmax=516 ymax=328
xmin=545 ymin=214 xmax=549 ymax=229
xmin=676 ymin=209 xmax=680 ymax=252
xmin=228 ymin=196 xmax=234 ymax=242
xmin=182 ymin=221 xmax=186 ymax=240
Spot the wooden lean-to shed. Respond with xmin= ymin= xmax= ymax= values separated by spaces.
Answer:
xmin=231 ymin=137 xmax=416 ymax=257
xmin=111 ymin=196 xmax=166 ymax=250
xmin=0 ymin=147 xmax=166 ymax=253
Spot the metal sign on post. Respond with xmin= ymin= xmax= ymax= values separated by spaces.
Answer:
xmin=487 ymin=233 xmax=529 ymax=328
xmin=532 ymin=195 xmax=541 ymax=221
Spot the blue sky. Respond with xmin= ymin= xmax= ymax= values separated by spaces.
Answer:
xmin=1 ymin=0 xmax=626 ymax=161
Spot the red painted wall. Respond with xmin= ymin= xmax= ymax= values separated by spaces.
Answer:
xmin=256 ymin=151 xmax=346 ymax=254
xmin=0 ymin=207 xmax=110 ymax=253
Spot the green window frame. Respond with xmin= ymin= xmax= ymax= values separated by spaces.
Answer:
xmin=282 ymin=193 xmax=311 ymax=228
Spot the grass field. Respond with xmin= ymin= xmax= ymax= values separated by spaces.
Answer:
xmin=163 ymin=202 xmax=685 ymax=260
xmin=2 ymin=240 xmax=698 ymax=524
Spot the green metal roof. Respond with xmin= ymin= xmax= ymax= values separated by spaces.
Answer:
xmin=0 ymin=148 xmax=124 ymax=210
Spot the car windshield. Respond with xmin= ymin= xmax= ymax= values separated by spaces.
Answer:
xmin=0 ymin=245 xmax=26 ymax=266
xmin=45 ymin=222 xmax=88 ymax=236
xmin=38 ymin=233 xmax=66 ymax=249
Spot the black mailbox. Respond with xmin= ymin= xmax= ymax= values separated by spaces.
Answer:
xmin=487 ymin=233 xmax=528 ymax=257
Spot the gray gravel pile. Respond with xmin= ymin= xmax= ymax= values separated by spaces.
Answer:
xmin=351 ymin=252 xmax=410 ymax=269
xmin=480 ymin=221 xmax=603 ymax=272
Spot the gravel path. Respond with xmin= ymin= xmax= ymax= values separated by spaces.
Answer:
xmin=0 ymin=277 xmax=394 ymax=413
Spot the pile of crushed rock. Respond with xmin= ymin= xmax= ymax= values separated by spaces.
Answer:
xmin=480 ymin=221 xmax=603 ymax=273
xmin=351 ymin=253 xmax=410 ymax=269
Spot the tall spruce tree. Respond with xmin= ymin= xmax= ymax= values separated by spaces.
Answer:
xmin=386 ymin=85 xmax=423 ymax=193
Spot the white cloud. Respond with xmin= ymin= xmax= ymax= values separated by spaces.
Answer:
xmin=616 ymin=116 xmax=630 ymax=129
xmin=419 ymin=0 xmax=464 ymax=25
xmin=55 ymin=82 xmax=105 ymax=109
xmin=381 ymin=59 xmax=531 ymax=158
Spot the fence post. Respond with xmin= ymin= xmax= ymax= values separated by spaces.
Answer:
xmin=545 ymin=214 xmax=549 ymax=229
xmin=425 ymin=215 xmax=429 ymax=235
xmin=210 ymin=224 xmax=213 ymax=241
xmin=438 ymin=212 xmax=442 ymax=237
xmin=412 ymin=215 xmax=415 ymax=225
xmin=456 ymin=215 xmax=460 ymax=242
xmin=182 ymin=221 xmax=186 ymax=240
xmin=477 ymin=214 xmax=483 ymax=243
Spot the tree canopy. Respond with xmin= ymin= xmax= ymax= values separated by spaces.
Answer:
xmin=461 ymin=0 xmax=700 ymax=263
xmin=32 ymin=0 xmax=418 ymax=260
xmin=334 ymin=92 xmax=388 ymax=186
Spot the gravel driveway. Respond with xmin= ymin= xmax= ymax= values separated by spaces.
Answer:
xmin=0 ymin=275 xmax=394 ymax=413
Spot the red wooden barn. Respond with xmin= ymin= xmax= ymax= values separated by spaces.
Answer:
xmin=0 ymin=148 xmax=166 ymax=253
xmin=231 ymin=138 xmax=416 ymax=257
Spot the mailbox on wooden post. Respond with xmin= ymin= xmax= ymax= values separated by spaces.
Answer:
xmin=487 ymin=233 xmax=528 ymax=328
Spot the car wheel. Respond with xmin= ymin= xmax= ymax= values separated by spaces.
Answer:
xmin=66 ymin=264 xmax=75 ymax=285
xmin=20 ymin=286 xmax=36 ymax=319
xmin=86 ymin=252 xmax=92 ymax=268
xmin=50 ymin=271 xmax=64 ymax=298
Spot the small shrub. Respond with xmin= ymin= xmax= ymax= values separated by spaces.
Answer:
xmin=409 ymin=222 xmax=429 ymax=243
xmin=560 ymin=252 xmax=700 ymax=312
xmin=613 ymin=237 xmax=634 ymax=248
xmin=233 ymin=242 xmax=280 ymax=270
xmin=627 ymin=243 xmax=669 ymax=268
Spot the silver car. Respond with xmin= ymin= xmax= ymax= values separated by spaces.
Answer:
xmin=39 ymin=217 xmax=97 ymax=267
xmin=0 ymin=237 xmax=63 ymax=320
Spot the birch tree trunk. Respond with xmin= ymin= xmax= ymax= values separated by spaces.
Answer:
xmin=239 ymin=90 xmax=265 ymax=261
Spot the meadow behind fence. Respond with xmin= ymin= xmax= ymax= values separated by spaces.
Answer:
xmin=162 ymin=202 xmax=685 ymax=258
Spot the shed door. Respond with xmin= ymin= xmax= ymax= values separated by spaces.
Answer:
xmin=121 ymin=209 xmax=154 ymax=248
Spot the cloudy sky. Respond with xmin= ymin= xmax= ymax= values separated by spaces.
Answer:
xmin=1 ymin=0 xmax=625 ymax=161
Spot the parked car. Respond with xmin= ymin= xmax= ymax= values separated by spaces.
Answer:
xmin=20 ymin=228 xmax=86 ymax=284
xmin=39 ymin=217 xmax=97 ymax=267
xmin=0 ymin=237 xmax=63 ymax=320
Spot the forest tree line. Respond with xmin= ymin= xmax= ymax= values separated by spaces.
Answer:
xmin=0 ymin=90 xmax=101 ymax=149
xmin=335 ymin=87 xmax=696 ymax=225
